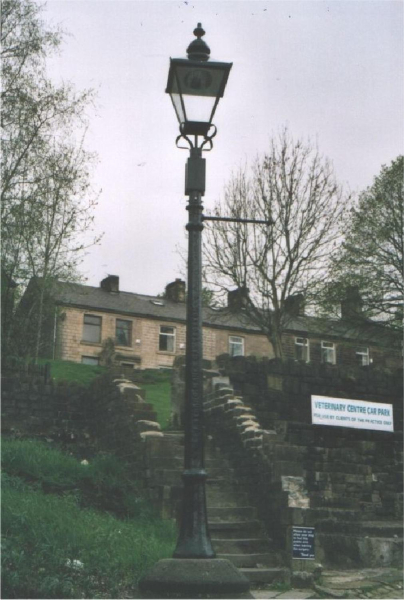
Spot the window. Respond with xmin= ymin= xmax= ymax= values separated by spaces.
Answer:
xmin=83 ymin=314 xmax=101 ymax=343
xmin=81 ymin=356 xmax=99 ymax=365
xmin=321 ymin=341 xmax=336 ymax=364
xmin=229 ymin=336 xmax=245 ymax=357
xmin=356 ymin=347 xmax=370 ymax=366
xmin=295 ymin=337 xmax=310 ymax=362
xmin=116 ymin=319 xmax=132 ymax=346
xmin=159 ymin=326 xmax=175 ymax=352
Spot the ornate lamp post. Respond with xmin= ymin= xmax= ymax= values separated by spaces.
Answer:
xmin=140 ymin=24 xmax=268 ymax=599
xmin=166 ymin=23 xmax=231 ymax=561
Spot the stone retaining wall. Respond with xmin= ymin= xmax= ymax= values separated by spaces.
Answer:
xmin=201 ymin=357 xmax=403 ymax=569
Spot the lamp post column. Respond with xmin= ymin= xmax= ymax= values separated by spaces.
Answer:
xmin=173 ymin=145 xmax=215 ymax=559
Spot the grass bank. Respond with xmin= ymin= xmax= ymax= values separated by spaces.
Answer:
xmin=1 ymin=437 xmax=177 ymax=599
xmin=39 ymin=358 xmax=105 ymax=386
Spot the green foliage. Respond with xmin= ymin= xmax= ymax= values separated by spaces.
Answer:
xmin=98 ymin=337 xmax=116 ymax=368
xmin=1 ymin=437 xmax=177 ymax=598
xmin=323 ymin=156 xmax=403 ymax=328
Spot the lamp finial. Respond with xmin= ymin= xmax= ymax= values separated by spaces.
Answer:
xmin=187 ymin=23 xmax=210 ymax=61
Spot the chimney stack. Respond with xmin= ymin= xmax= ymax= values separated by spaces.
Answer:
xmin=227 ymin=287 xmax=249 ymax=311
xmin=100 ymin=275 xmax=119 ymax=293
xmin=341 ymin=286 xmax=363 ymax=319
xmin=284 ymin=293 xmax=305 ymax=316
xmin=165 ymin=279 xmax=186 ymax=303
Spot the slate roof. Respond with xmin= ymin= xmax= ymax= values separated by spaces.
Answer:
xmin=49 ymin=279 xmax=399 ymax=347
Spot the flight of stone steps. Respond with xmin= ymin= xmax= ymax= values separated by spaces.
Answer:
xmin=162 ymin=432 xmax=288 ymax=586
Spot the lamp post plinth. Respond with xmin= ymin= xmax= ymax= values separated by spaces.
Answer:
xmin=139 ymin=559 xmax=250 ymax=599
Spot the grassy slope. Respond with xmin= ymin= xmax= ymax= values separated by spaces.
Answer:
xmin=1 ymin=438 xmax=176 ymax=599
xmin=38 ymin=359 xmax=105 ymax=387
xmin=141 ymin=379 xmax=172 ymax=430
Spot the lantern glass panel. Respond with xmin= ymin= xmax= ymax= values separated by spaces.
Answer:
xmin=170 ymin=92 xmax=186 ymax=125
xmin=166 ymin=58 xmax=232 ymax=128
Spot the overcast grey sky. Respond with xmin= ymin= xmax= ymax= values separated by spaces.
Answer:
xmin=42 ymin=0 xmax=403 ymax=296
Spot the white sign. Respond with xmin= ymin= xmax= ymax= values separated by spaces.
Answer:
xmin=311 ymin=395 xmax=394 ymax=432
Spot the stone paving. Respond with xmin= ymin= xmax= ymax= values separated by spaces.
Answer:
xmin=250 ymin=568 xmax=403 ymax=599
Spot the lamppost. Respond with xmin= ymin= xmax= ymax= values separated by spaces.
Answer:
xmin=140 ymin=24 xmax=268 ymax=599
xmin=166 ymin=22 xmax=232 ymax=562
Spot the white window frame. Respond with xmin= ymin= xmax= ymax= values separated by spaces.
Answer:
xmin=321 ymin=341 xmax=336 ymax=364
xmin=295 ymin=337 xmax=310 ymax=362
xmin=159 ymin=325 xmax=176 ymax=353
xmin=356 ymin=347 xmax=370 ymax=366
xmin=229 ymin=335 xmax=245 ymax=357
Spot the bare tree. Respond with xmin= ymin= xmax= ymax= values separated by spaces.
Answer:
xmin=203 ymin=129 xmax=347 ymax=357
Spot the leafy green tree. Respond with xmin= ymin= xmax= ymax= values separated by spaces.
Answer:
xmin=1 ymin=0 xmax=100 ymax=357
xmin=322 ymin=156 xmax=403 ymax=328
xmin=203 ymin=129 xmax=347 ymax=357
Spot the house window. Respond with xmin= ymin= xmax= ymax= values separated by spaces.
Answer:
xmin=83 ymin=314 xmax=101 ymax=343
xmin=321 ymin=341 xmax=336 ymax=364
xmin=81 ymin=356 xmax=99 ymax=365
xmin=356 ymin=347 xmax=370 ymax=366
xmin=295 ymin=337 xmax=310 ymax=362
xmin=229 ymin=336 xmax=245 ymax=357
xmin=116 ymin=319 xmax=132 ymax=347
xmin=159 ymin=326 xmax=175 ymax=352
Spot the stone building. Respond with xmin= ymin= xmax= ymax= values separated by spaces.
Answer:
xmin=19 ymin=275 xmax=401 ymax=370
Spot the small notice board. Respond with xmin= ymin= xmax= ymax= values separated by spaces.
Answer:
xmin=292 ymin=526 xmax=315 ymax=560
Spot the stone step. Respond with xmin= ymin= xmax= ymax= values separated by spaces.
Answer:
xmin=239 ymin=567 xmax=288 ymax=584
xmin=208 ymin=506 xmax=257 ymax=522
xmin=149 ymin=457 xmax=228 ymax=470
xmin=206 ymin=488 xmax=251 ymax=507
xmin=309 ymin=492 xmax=360 ymax=509
xmin=361 ymin=521 xmax=403 ymax=537
xmin=217 ymin=553 xmax=277 ymax=568
xmin=304 ymin=507 xmax=361 ymax=523
xmin=208 ymin=520 xmax=265 ymax=539
xmin=153 ymin=469 xmax=236 ymax=486
xmin=132 ymin=410 xmax=157 ymax=422
xmin=314 ymin=518 xmax=403 ymax=537
xmin=211 ymin=538 xmax=272 ymax=554
xmin=206 ymin=479 xmax=250 ymax=507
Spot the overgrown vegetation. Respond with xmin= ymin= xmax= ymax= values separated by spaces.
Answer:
xmin=1 ymin=437 xmax=177 ymax=598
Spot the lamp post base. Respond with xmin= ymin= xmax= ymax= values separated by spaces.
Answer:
xmin=139 ymin=558 xmax=251 ymax=599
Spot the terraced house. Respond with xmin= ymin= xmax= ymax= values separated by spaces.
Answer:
xmin=20 ymin=275 xmax=401 ymax=371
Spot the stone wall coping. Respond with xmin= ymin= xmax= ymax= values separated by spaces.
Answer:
xmin=140 ymin=431 xmax=164 ymax=440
